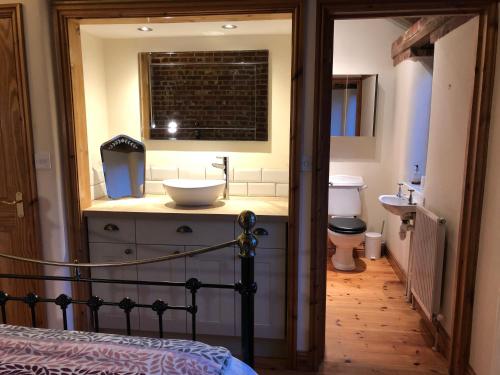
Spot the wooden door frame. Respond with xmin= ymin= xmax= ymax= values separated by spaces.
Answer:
xmin=50 ymin=0 xmax=304 ymax=369
xmin=311 ymin=0 xmax=498 ymax=373
xmin=0 ymin=3 xmax=46 ymax=327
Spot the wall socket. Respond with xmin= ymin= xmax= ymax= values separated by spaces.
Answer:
xmin=35 ymin=151 xmax=52 ymax=170
xmin=301 ymin=155 xmax=312 ymax=172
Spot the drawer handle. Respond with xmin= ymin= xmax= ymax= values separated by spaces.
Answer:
xmin=104 ymin=223 xmax=119 ymax=232
xmin=124 ymin=248 xmax=133 ymax=255
xmin=176 ymin=225 xmax=193 ymax=233
xmin=253 ymin=228 xmax=269 ymax=236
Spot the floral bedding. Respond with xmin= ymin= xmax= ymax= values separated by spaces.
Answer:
xmin=0 ymin=324 xmax=232 ymax=374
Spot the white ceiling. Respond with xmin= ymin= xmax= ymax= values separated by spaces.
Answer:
xmin=81 ymin=20 xmax=292 ymax=39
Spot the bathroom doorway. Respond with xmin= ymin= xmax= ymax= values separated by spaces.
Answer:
xmin=310 ymin=2 xmax=497 ymax=374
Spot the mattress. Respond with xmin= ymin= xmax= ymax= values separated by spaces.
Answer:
xmin=0 ymin=324 xmax=257 ymax=374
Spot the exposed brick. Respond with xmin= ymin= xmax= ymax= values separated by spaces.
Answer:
xmin=147 ymin=50 xmax=268 ymax=141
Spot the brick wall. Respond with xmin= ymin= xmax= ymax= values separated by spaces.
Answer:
xmin=148 ymin=50 xmax=268 ymax=141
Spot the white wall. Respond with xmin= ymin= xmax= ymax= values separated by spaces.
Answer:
xmin=0 ymin=0 xmax=71 ymax=328
xmin=470 ymin=9 xmax=500 ymax=375
xmin=329 ymin=19 xmax=404 ymax=232
xmin=424 ymin=17 xmax=479 ymax=334
xmin=81 ymin=32 xmax=110 ymax=177
xmin=386 ymin=59 xmax=433 ymax=272
xmin=81 ymin=32 xmax=292 ymax=171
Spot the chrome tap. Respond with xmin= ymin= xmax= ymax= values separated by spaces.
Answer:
xmin=212 ymin=156 xmax=229 ymax=199
xmin=396 ymin=183 xmax=404 ymax=198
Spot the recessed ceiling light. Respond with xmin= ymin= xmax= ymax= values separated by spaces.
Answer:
xmin=138 ymin=26 xmax=153 ymax=32
xmin=222 ymin=24 xmax=237 ymax=30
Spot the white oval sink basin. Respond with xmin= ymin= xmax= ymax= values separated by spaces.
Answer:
xmin=163 ymin=179 xmax=225 ymax=206
xmin=378 ymin=194 xmax=417 ymax=217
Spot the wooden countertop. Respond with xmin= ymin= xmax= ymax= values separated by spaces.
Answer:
xmin=83 ymin=195 xmax=288 ymax=221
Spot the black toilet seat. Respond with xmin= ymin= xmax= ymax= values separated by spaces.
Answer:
xmin=328 ymin=217 xmax=366 ymax=234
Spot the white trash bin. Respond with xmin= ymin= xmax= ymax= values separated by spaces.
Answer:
xmin=365 ymin=232 xmax=382 ymax=259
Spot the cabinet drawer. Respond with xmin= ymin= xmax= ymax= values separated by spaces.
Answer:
xmin=252 ymin=221 xmax=286 ymax=249
xmin=136 ymin=218 xmax=234 ymax=246
xmin=88 ymin=217 xmax=135 ymax=243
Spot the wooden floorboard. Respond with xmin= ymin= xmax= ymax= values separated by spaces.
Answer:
xmin=259 ymin=257 xmax=448 ymax=374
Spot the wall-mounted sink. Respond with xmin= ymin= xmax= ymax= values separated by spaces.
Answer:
xmin=163 ymin=179 xmax=225 ymax=206
xmin=378 ymin=194 xmax=417 ymax=219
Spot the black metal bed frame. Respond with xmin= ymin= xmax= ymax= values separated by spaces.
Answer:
xmin=0 ymin=210 xmax=258 ymax=368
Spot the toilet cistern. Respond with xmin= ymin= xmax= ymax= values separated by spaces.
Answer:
xmin=212 ymin=156 xmax=229 ymax=199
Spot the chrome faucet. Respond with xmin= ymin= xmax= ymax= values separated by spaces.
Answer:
xmin=396 ymin=183 xmax=404 ymax=198
xmin=212 ymin=156 xmax=229 ymax=199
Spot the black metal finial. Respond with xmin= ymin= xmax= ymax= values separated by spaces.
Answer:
xmin=237 ymin=211 xmax=258 ymax=258
xmin=24 ymin=292 xmax=39 ymax=307
xmin=118 ymin=297 xmax=136 ymax=313
xmin=185 ymin=278 xmax=202 ymax=292
xmin=152 ymin=299 xmax=168 ymax=316
xmin=0 ymin=291 xmax=8 ymax=305
xmin=87 ymin=296 xmax=104 ymax=310
xmin=237 ymin=210 xmax=257 ymax=232
xmin=55 ymin=294 xmax=72 ymax=310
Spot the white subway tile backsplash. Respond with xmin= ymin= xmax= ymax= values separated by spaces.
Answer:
xmin=229 ymin=183 xmax=248 ymax=196
xmin=91 ymin=182 xmax=106 ymax=200
xmin=145 ymin=166 xmax=152 ymax=181
xmin=206 ymin=168 xmax=224 ymax=180
xmin=145 ymin=181 xmax=165 ymax=195
xmin=179 ymin=167 xmax=205 ymax=180
xmin=276 ymin=183 xmax=289 ymax=197
xmin=248 ymin=183 xmax=275 ymax=197
xmin=151 ymin=167 xmax=178 ymax=181
xmin=262 ymin=169 xmax=289 ymax=183
xmin=234 ymin=168 xmax=261 ymax=183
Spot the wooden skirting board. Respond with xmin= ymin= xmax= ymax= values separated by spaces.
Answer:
xmin=295 ymin=350 xmax=315 ymax=372
xmin=383 ymin=244 xmax=407 ymax=285
xmin=384 ymin=245 xmax=450 ymax=361
xmin=466 ymin=364 xmax=477 ymax=375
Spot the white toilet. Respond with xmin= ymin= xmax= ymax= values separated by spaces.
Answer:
xmin=327 ymin=175 xmax=367 ymax=271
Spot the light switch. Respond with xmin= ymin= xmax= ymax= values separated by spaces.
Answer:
xmin=35 ymin=151 xmax=52 ymax=170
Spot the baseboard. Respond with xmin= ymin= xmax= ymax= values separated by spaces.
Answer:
xmin=255 ymin=356 xmax=289 ymax=371
xmin=296 ymin=350 xmax=315 ymax=371
xmin=412 ymin=293 xmax=451 ymax=361
xmin=384 ymin=245 xmax=450 ymax=361
xmin=465 ymin=364 xmax=477 ymax=375
xmin=384 ymin=244 xmax=407 ymax=284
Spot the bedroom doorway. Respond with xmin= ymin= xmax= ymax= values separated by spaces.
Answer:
xmin=0 ymin=4 xmax=45 ymax=327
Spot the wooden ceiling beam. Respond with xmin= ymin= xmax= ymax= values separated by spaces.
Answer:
xmin=391 ymin=16 xmax=451 ymax=58
xmin=393 ymin=46 xmax=434 ymax=66
xmin=430 ymin=15 xmax=474 ymax=43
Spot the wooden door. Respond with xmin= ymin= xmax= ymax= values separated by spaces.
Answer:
xmin=0 ymin=4 xmax=45 ymax=327
xmin=137 ymin=245 xmax=187 ymax=334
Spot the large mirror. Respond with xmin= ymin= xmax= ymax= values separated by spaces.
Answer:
xmin=139 ymin=50 xmax=269 ymax=141
xmin=330 ymin=74 xmax=378 ymax=137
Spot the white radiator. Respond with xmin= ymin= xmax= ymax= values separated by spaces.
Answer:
xmin=409 ymin=205 xmax=446 ymax=322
